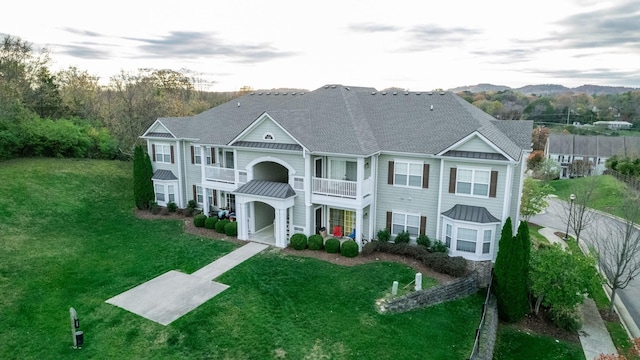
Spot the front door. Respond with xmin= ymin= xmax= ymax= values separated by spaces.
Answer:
xmin=315 ymin=207 xmax=323 ymax=234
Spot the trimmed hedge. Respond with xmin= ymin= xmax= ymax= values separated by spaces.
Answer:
xmin=215 ymin=219 xmax=230 ymax=233
xmin=308 ymin=234 xmax=324 ymax=250
xmin=194 ymin=214 xmax=207 ymax=228
xmin=361 ymin=241 xmax=467 ymax=277
xmin=205 ymin=216 xmax=218 ymax=229
xmin=340 ymin=240 xmax=359 ymax=258
xmin=290 ymin=233 xmax=307 ymax=250
xmin=224 ymin=221 xmax=238 ymax=237
xmin=394 ymin=231 xmax=410 ymax=244
xmin=325 ymin=238 xmax=340 ymax=253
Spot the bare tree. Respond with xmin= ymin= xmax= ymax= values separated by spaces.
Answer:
xmin=564 ymin=177 xmax=598 ymax=243
xmin=592 ymin=194 xmax=640 ymax=311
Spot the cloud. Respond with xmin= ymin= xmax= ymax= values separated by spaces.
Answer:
xmin=401 ymin=24 xmax=482 ymax=51
xmin=55 ymin=43 xmax=112 ymax=59
xmin=125 ymin=31 xmax=296 ymax=63
xmin=61 ymin=27 xmax=104 ymax=38
xmin=521 ymin=67 xmax=640 ymax=86
xmin=348 ymin=22 xmax=401 ymax=33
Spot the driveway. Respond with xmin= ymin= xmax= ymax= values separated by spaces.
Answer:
xmin=530 ymin=197 xmax=640 ymax=337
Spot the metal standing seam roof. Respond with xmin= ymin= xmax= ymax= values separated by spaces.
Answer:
xmin=154 ymin=85 xmax=532 ymax=159
xmin=152 ymin=169 xmax=178 ymax=181
xmin=232 ymin=141 xmax=303 ymax=151
xmin=441 ymin=204 xmax=500 ymax=223
xmin=233 ymin=180 xmax=296 ymax=199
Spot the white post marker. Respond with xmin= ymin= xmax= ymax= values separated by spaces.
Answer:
xmin=415 ymin=273 xmax=422 ymax=291
xmin=392 ymin=281 xmax=399 ymax=296
xmin=70 ymin=307 xmax=79 ymax=348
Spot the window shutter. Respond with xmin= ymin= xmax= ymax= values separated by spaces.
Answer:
xmin=422 ymin=164 xmax=430 ymax=188
xmin=386 ymin=211 xmax=392 ymax=231
xmin=193 ymin=185 xmax=197 ymax=201
xmin=213 ymin=190 xmax=218 ymax=206
xmin=449 ymin=167 xmax=457 ymax=193
xmin=190 ymin=146 xmax=195 ymax=164
xmin=489 ymin=171 xmax=498 ymax=198
xmin=420 ymin=216 xmax=427 ymax=236
xmin=151 ymin=144 xmax=156 ymax=162
xmin=211 ymin=148 xmax=216 ymax=164
xmin=170 ymin=145 xmax=175 ymax=164
xmin=388 ymin=161 xmax=394 ymax=185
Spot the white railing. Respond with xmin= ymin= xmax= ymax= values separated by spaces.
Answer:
xmin=205 ymin=166 xmax=236 ymax=183
xmin=313 ymin=177 xmax=357 ymax=198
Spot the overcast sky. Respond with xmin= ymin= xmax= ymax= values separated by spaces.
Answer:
xmin=3 ymin=0 xmax=639 ymax=91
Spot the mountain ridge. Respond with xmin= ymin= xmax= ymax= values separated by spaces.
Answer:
xmin=448 ymin=83 xmax=638 ymax=95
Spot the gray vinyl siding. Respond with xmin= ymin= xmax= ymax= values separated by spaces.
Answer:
xmin=509 ymin=158 xmax=525 ymax=222
xmin=183 ymin=143 xmax=202 ymax=203
xmin=375 ymin=155 xmax=441 ymax=240
xmin=254 ymin=202 xmax=274 ymax=230
xmin=440 ymin=159 xmax=507 ymax=223
xmin=291 ymin=196 xmax=306 ymax=229
xmin=456 ymin=136 xmax=496 ymax=153
xmin=241 ymin=118 xmax=298 ymax=144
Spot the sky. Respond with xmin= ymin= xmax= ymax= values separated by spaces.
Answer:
xmin=3 ymin=0 xmax=639 ymax=92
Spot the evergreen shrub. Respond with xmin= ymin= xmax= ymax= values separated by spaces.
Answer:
xmin=325 ymin=238 xmax=340 ymax=253
xmin=205 ymin=216 xmax=218 ymax=229
xmin=194 ymin=214 xmax=207 ymax=227
xmin=394 ymin=231 xmax=410 ymax=244
xmin=340 ymin=240 xmax=359 ymax=257
xmin=308 ymin=234 xmax=324 ymax=250
xmin=215 ymin=219 xmax=229 ymax=233
xmin=224 ymin=221 xmax=238 ymax=237
xmin=290 ymin=233 xmax=308 ymax=250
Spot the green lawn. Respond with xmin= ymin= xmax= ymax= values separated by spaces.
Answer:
xmin=493 ymin=325 xmax=584 ymax=360
xmin=549 ymin=175 xmax=627 ymax=217
xmin=0 ymin=158 xmax=483 ymax=359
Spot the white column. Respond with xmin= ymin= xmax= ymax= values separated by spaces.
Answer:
xmin=355 ymin=208 xmax=363 ymax=251
xmin=356 ymin=157 xmax=364 ymax=199
xmin=236 ymin=197 xmax=248 ymax=240
xmin=275 ymin=208 xmax=288 ymax=248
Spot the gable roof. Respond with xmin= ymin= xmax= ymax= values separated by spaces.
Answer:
xmin=547 ymin=134 xmax=640 ymax=158
xmin=152 ymin=85 xmax=532 ymax=160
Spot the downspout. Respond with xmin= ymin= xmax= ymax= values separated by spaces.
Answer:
xmin=436 ymin=159 xmax=444 ymax=237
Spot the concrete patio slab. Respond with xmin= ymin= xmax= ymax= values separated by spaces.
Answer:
xmin=106 ymin=270 xmax=228 ymax=326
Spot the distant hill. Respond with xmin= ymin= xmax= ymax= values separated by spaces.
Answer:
xmin=449 ymin=83 xmax=638 ymax=95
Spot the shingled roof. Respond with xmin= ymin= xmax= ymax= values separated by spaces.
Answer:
xmin=547 ymin=134 xmax=640 ymax=158
xmin=152 ymin=85 xmax=532 ymax=160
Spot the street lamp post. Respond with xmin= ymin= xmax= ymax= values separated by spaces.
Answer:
xmin=564 ymin=193 xmax=576 ymax=241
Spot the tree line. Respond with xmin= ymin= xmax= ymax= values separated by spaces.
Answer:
xmin=457 ymin=88 xmax=640 ymax=125
xmin=0 ymin=35 xmax=243 ymax=161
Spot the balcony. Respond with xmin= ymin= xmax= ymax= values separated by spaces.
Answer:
xmin=312 ymin=177 xmax=372 ymax=199
xmin=205 ymin=166 xmax=236 ymax=183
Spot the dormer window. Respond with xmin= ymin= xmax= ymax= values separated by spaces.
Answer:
xmin=263 ymin=132 xmax=275 ymax=141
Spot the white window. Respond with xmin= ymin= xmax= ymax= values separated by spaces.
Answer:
xmin=293 ymin=177 xmax=304 ymax=190
xmin=219 ymin=149 xmax=234 ymax=169
xmin=456 ymin=168 xmax=490 ymax=197
xmin=442 ymin=219 xmax=497 ymax=260
xmin=206 ymin=189 xmax=214 ymax=207
xmin=155 ymin=184 xmax=165 ymax=202
xmin=391 ymin=212 xmax=420 ymax=237
xmin=154 ymin=182 xmax=178 ymax=206
xmin=155 ymin=144 xmax=171 ymax=163
xmin=206 ymin=147 xmax=213 ymax=165
xmin=394 ymin=161 xmax=422 ymax=187
xmin=196 ymin=186 xmax=204 ymax=204
xmin=194 ymin=148 xmax=202 ymax=164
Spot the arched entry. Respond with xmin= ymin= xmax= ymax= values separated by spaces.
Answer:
xmin=248 ymin=201 xmax=276 ymax=244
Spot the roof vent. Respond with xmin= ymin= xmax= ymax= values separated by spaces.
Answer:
xmin=371 ymin=91 xmax=377 ymax=95
xmin=393 ymin=91 xmax=398 ymax=95
xmin=300 ymin=92 xmax=305 ymax=95
xmin=416 ymin=92 xmax=421 ymax=95
xmin=345 ymin=87 xmax=350 ymax=91
xmin=404 ymin=92 xmax=409 ymax=95
xmin=331 ymin=85 xmax=336 ymax=88
xmin=250 ymin=92 xmax=255 ymax=95
xmin=283 ymin=92 xmax=287 ymax=95
xmin=440 ymin=91 xmax=445 ymax=95
xmin=237 ymin=102 xmax=241 ymax=107
xmin=266 ymin=92 xmax=271 ymax=95
xmin=428 ymin=92 xmax=433 ymax=95
xmin=292 ymin=92 xmax=296 ymax=95
xmin=274 ymin=92 xmax=279 ymax=95
xmin=324 ymin=85 xmax=329 ymax=89
xmin=382 ymin=91 xmax=387 ymax=95
xmin=258 ymin=92 xmax=263 ymax=95
xmin=430 ymin=104 xmax=434 ymax=111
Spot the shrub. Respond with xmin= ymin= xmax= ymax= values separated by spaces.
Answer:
xmin=224 ymin=221 xmax=238 ymax=237
xmin=548 ymin=306 xmax=582 ymax=332
xmin=167 ymin=201 xmax=177 ymax=213
xmin=290 ymin=233 xmax=308 ymax=250
xmin=187 ymin=199 xmax=197 ymax=209
xmin=308 ymin=234 xmax=324 ymax=250
xmin=431 ymin=239 xmax=448 ymax=253
xmin=215 ymin=219 xmax=229 ymax=233
xmin=149 ymin=200 xmax=159 ymax=215
xmin=325 ymin=238 xmax=340 ymax=253
xmin=394 ymin=231 xmax=411 ymax=244
xmin=422 ymin=252 xmax=468 ymax=277
xmin=377 ymin=228 xmax=391 ymax=242
xmin=417 ymin=234 xmax=431 ymax=248
xmin=361 ymin=240 xmax=380 ymax=256
xmin=204 ymin=216 xmax=218 ymax=229
xmin=341 ymin=240 xmax=359 ymax=258
xmin=194 ymin=214 xmax=207 ymax=227
xmin=183 ymin=207 xmax=195 ymax=217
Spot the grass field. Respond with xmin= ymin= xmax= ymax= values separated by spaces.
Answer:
xmin=548 ymin=175 xmax=628 ymax=217
xmin=0 ymin=158 xmax=484 ymax=359
xmin=493 ymin=326 xmax=584 ymax=360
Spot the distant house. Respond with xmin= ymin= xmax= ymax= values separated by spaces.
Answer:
xmin=141 ymin=85 xmax=532 ymax=262
xmin=593 ymin=121 xmax=633 ymax=130
xmin=545 ymin=134 xmax=640 ymax=178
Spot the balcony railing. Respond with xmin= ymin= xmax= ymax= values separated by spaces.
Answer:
xmin=205 ymin=166 xmax=236 ymax=183
xmin=312 ymin=177 xmax=357 ymax=198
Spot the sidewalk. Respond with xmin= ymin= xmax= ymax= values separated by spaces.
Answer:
xmin=106 ymin=242 xmax=269 ymax=325
xmin=537 ymin=227 xmax=618 ymax=358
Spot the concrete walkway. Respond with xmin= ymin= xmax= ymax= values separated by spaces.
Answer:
xmin=106 ymin=242 xmax=268 ymax=325
xmin=537 ymin=227 xmax=618 ymax=358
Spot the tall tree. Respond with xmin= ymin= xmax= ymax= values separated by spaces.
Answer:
xmin=133 ymin=145 xmax=154 ymax=209
xmin=565 ymin=177 xmax=597 ymax=243
xmin=493 ymin=218 xmax=528 ymax=322
xmin=592 ymin=194 xmax=640 ymax=312
xmin=520 ymin=178 xmax=554 ymax=221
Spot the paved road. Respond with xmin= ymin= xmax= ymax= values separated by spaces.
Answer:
xmin=530 ymin=197 xmax=640 ymax=336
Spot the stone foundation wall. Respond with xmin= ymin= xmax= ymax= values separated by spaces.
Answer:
xmin=467 ymin=260 xmax=493 ymax=287
xmin=380 ymin=273 xmax=480 ymax=313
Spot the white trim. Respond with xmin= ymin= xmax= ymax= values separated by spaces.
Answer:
xmin=391 ymin=159 xmax=424 ymax=188
xmin=153 ymin=180 xmax=178 ymax=206
xmin=436 ymin=131 xmax=514 ymax=161
xmin=141 ymin=120 xmax=178 ymax=139
xmin=229 ymin=112 xmax=309 ymax=152
xmin=441 ymin=216 xmax=499 ymax=261
xmin=436 ymin=159 xmax=445 ymax=237
xmin=454 ymin=167 xmax=491 ymax=198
